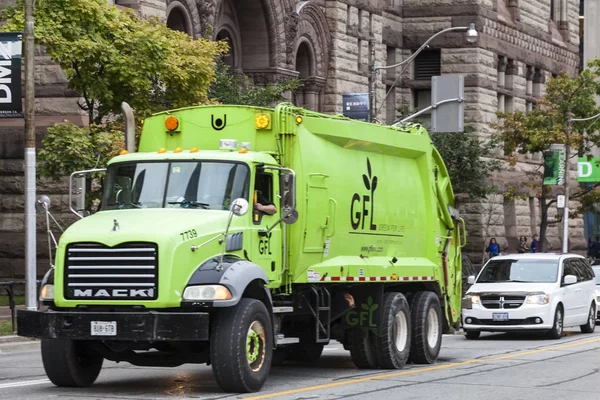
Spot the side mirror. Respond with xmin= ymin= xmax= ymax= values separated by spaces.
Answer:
xmin=467 ymin=276 xmax=475 ymax=285
xmin=563 ymin=274 xmax=577 ymax=285
xmin=279 ymin=172 xmax=296 ymax=212
xmin=282 ymin=209 xmax=299 ymax=225
xmin=230 ymin=198 xmax=249 ymax=216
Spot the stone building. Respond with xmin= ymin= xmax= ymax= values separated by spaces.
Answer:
xmin=0 ymin=0 xmax=585 ymax=281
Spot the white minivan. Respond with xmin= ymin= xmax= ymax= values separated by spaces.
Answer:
xmin=462 ymin=253 xmax=597 ymax=339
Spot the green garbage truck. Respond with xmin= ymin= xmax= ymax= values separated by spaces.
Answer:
xmin=17 ymin=102 xmax=466 ymax=393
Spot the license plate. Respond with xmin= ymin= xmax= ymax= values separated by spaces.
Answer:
xmin=91 ymin=321 xmax=117 ymax=336
xmin=492 ymin=313 xmax=509 ymax=321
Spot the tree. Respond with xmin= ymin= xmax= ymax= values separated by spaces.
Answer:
xmin=208 ymin=61 xmax=302 ymax=107
xmin=491 ymin=68 xmax=600 ymax=251
xmin=429 ymin=125 xmax=502 ymax=200
xmin=0 ymin=0 xmax=227 ymax=125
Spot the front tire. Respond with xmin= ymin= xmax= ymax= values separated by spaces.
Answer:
xmin=408 ymin=291 xmax=443 ymax=364
xmin=547 ymin=305 xmax=564 ymax=339
xmin=370 ymin=292 xmax=411 ymax=369
xmin=41 ymin=339 xmax=103 ymax=387
xmin=210 ymin=298 xmax=273 ymax=393
xmin=580 ymin=303 xmax=597 ymax=334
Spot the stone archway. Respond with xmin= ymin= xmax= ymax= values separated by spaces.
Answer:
xmin=215 ymin=28 xmax=238 ymax=69
xmin=166 ymin=1 xmax=194 ymax=36
xmin=290 ymin=3 xmax=331 ymax=111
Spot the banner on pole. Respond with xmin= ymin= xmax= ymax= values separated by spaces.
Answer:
xmin=543 ymin=144 xmax=566 ymax=186
xmin=0 ymin=32 xmax=23 ymax=118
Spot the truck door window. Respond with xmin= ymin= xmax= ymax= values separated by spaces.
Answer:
xmin=253 ymin=172 xmax=274 ymax=224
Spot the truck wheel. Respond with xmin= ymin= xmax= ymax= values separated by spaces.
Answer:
xmin=347 ymin=328 xmax=378 ymax=368
xmin=41 ymin=339 xmax=103 ymax=387
xmin=371 ymin=292 xmax=411 ymax=369
xmin=408 ymin=291 xmax=443 ymax=364
xmin=210 ymin=298 xmax=273 ymax=393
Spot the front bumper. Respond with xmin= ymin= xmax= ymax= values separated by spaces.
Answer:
xmin=462 ymin=304 xmax=554 ymax=331
xmin=17 ymin=310 xmax=210 ymax=341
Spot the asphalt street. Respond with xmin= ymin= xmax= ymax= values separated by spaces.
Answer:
xmin=1 ymin=328 xmax=599 ymax=399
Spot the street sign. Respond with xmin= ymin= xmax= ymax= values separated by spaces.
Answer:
xmin=557 ymin=195 xmax=565 ymax=209
xmin=577 ymin=157 xmax=600 ymax=182
xmin=431 ymin=75 xmax=464 ymax=133
xmin=0 ymin=32 xmax=23 ymax=118
xmin=342 ymin=93 xmax=370 ymax=122
xmin=543 ymin=144 xmax=566 ymax=185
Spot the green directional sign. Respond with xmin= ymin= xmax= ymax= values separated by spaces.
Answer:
xmin=578 ymin=157 xmax=600 ymax=182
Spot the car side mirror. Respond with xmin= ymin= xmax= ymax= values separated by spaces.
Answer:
xmin=563 ymin=274 xmax=577 ymax=285
xmin=467 ymin=276 xmax=475 ymax=285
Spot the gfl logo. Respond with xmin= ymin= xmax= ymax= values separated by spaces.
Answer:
xmin=350 ymin=158 xmax=378 ymax=231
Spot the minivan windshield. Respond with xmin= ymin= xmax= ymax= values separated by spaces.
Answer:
xmin=100 ymin=161 xmax=250 ymax=211
xmin=477 ymin=259 xmax=559 ymax=283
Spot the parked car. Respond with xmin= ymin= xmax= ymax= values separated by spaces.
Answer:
xmin=462 ymin=253 xmax=597 ymax=339
xmin=593 ymin=265 xmax=600 ymax=319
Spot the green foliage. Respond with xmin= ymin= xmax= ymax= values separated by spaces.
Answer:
xmin=208 ymin=62 xmax=302 ymax=107
xmin=37 ymin=121 xmax=123 ymax=181
xmin=430 ymin=126 xmax=502 ymax=199
xmin=0 ymin=0 xmax=227 ymax=124
xmin=0 ymin=321 xmax=13 ymax=336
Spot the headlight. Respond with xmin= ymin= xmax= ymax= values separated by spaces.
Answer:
xmin=183 ymin=285 xmax=232 ymax=301
xmin=526 ymin=293 xmax=550 ymax=305
xmin=461 ymin=294 xmax=480 ymax=309
xmin=40 ymin=284 xmax=54 ymax=301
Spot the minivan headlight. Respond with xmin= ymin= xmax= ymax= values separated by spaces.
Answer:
xmin=462 ymin=294 xmax=480 ymax=309
xmin=526 ymin=293 xmax=550 ymax=305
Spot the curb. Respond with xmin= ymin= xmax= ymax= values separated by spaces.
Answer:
xmin=0 ymin=335 xmax=37 ymax=344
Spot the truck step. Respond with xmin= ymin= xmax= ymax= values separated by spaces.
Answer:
xmin=276 ymin=334 xmax=300 ymax=345
xmin=273 ymin=306 xmax=294 ymax=313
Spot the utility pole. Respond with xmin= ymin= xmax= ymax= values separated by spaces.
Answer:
xmin=562 ymin=112 xmax=571 ymax=254
xmin=24 ymin=0 xmax=37 ymax=310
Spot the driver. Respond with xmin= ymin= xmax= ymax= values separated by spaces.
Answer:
xmin=254 ymin=190 xmax=277 ymax=215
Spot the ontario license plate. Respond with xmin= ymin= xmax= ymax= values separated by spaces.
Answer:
xmin=91 ymin=321 xmax=117 ymax=336
xmin=492 ymin=312 xmax=509 ymax=321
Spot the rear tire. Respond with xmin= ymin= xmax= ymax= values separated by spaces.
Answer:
xmin=210 ymin=298 xmax=273 ymax=393
xmin=370 ymin=292 xmax=411 ymax=369
xmin=408 ymin=291 xmax=443 ymax=364
xmin=580 ymin=303 xmax=597 ymax=334
xmin=347 ymin=328 xmax=378 ymax=369
xmin=465 ymin=330 xmax=480 ymax=340
xmin=546 ymin=305 xmax=564 ymax=339
xmin=41 ymin=339 xmax=103 ymax=387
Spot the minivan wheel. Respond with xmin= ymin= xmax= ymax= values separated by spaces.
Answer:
xmin=580 ymin=303 xmax=596 ymax=334
xmin=547 ymin=305 xmax=563 ymax=339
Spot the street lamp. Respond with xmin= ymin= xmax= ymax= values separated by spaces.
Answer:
xmin=368 ymin=23 xmax=478 ymax=122
xmin=561 ymin=111 xmax=600 ymax=254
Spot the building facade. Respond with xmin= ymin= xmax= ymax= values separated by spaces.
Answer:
xmin=0 ymin=0 xmax=585 ymax=281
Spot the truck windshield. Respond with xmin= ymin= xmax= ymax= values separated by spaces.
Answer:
xmin=476 ymin=259 xmax=559 ymax=283
xmin=100 ymin=161 xmax=250 ymax=211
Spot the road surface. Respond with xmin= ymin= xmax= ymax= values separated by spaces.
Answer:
xmin=1 ymin=328 xmax=599 ymax=399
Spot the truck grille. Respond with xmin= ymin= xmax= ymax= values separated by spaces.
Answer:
xmin=64 ymin=242 xmax=158 ymax=300
xmin=480 ymin=294 xmax=525 ymax=309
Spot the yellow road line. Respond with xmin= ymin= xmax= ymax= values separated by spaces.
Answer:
xmin=244 ymin=336 xmax=600 ymax=399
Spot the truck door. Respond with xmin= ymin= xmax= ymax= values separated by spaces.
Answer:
xmin=303 ymin=173 xmax=331 ymax=254
xmin=251 ymin=171 xmax=282 ymax=283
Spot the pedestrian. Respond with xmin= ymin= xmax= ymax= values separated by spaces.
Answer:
xmin=518 ymin=236 xmax=528 ymax=253
xmin=530 ymin=234 xmax=539 ymax=253
xmin=486 ymin=238 xmax=500 ymax=259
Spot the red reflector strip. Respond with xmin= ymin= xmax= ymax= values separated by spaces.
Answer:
xmin=319 ymin=276 xmax=434 ymax=282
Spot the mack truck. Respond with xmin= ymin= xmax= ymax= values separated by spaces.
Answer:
xmin=17 ymin=102 xmax=466 ymax=393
